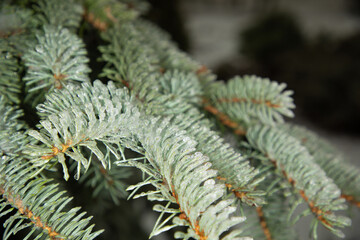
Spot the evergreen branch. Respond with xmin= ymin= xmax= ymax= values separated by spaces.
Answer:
xmin=0 ymin=95 xmax=28 ymax=155
xmin=0 ymin=4 xmax=38 ymax=54
xmin=203 ymin=99 xmax=247 ymax=136
xmin=23 ymin=25 xmax=90 ymax=103
xmin=281 ymin=123 xmax=360 ymax=207
xmin=167 ymin=110 xmax=264 ymax=207
xmin=25 ymin=81 xmax=138 ymax=180
xmin=207 ymin=75 xmax=295 ymax=127
xmin=159 ymin=70 xmax=203 ymax=105
xmin=0 ymin=40 xmax=22 ymax=104
xmin=0 ymin=186 xmax=62 ymax=239
xmin=78 ymin=153 xmax=131 ymax=205
xmin=255 ymin=206 xmax=272 ymax=240
xmin=99 ymin=24 xmax=200 ymax=116
xmin=133 ymin=19 xmax=202 ymax=73
xmin=123 ymin=116 xmax=249 ymax=239
xmin=246 ymin=125 xmax=350 ymax=238
xmin=35 ymin=81 xmax=250 ymax=239
xmin=241 ymin=189 xmax=298 ymax=240
xmin=0 ymin=157 xmax=102 ymax=240
xmin=0 ymin=5 xmax=33 ymax=39
xmin=1 ymin=1 xmax=358 ymax=239
xmin=99 ymin=23 xmax=161 ymax=88
xmin=36 ymin=81 xmax=133 ymax=204
xmin=33 ymin=0 xmax=84 ymax=31
xmin=99 ymin=21 xmax=263 ymax=208
xmin=36 ymin=80 xmax=143 ymax=153
xmin=0 ymin=96 xmax=102 ymax=239
xmin=98 ymin=18 xmax=264 ymax=210
xmin=83 ymin=0 xmax=148 ymax=31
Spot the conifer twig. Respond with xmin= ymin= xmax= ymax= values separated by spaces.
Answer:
xmin=340 ymin=194 xmax=360 ymax=208
xmin=270 ymin=160 xmax=332 ymax=227
xmin=256 ymin=206 xmax=272 ymax=240
xmin=0 ymin=186 xmax=62 ymax=240
xmin=203 ymin=99 xmax=247 ymax=136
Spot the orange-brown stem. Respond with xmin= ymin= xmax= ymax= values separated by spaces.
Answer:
xmin=341 ymin=194 xmax=360 ymax=208
xmin=41 ymin=140 xmax=72 ymax=160
xmin=216 ymin=177 xmax=256 ymax=205
xmin=0 ymin=186 xmax=62 ymax=240
xmin=99 ymin=166 xmax=114 ymax=185
xmin=121 ymin=79 xmax=131 ymax=89
xmin=256 ymin=206 xmax=272 ymax=240
xmin=104 ymin=6 xmax=117 ymax=23
xmin=53 ymin=73 xmax=68 ymax=89
xmin=270 ymin=160 xmax=332 ymax=227
xmin=0 ymin=29 xmax=24 ymax=38
xmin=217 ymin=97 xmax=281 ymax=108
xmin=218 ymin=177 xmax=271 ymax=239
xmin=203 ymin=102 xmax=246 ymax=136
xmin=170 ymin=185 xmax=207 ymax=240
xmin=83 ymin=10 xmax=108 ymax=31
xmin=196 ymin=65 xmax=208 ymax=75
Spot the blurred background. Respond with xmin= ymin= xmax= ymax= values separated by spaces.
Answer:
xmin=146 ymin=0 xmax=360 ymax=239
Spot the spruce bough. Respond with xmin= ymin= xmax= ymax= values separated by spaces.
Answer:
xmin=0 ymin=0 xmax=359 ymax=239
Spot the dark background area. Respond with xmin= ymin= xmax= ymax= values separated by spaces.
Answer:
xmin=147 ymin=0 xmax=360 ymax=136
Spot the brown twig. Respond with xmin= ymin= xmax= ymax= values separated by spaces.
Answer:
xmin=83 ymin=10 xmax=108 ymax=32
xmin=53 ymin=73 xmax=68 ymax=89
xmin=170 ymin=185 xmax=208 ymax=240
xmin=196 ymin=65 xmax=208 ymax=75
xmin=99 ymin=165 xmax=114 ymax=185
xmin=270 ymin=160 xmax=332 ymax=227
xmin=256 ymin=206 xmax=272 ymax=240
xmin=0 ymin=186 xmax=63 ymax=240
xmin=217 ymin=97 xmax=281 ymax=108
xmin=340 ymin=194 xmax=360 ymax=208
xmin=0 ymin=29 xmax=25 ymax=39
xmin=217 ymin=177 xmax=256 ymax=204
xmin=41 ymin=140 xmax=72 ymax=160
xmin=203 ymin=100 xmax=246 ymax=136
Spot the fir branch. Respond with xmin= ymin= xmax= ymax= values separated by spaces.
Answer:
xmin=206 ymin=75 xmax=295 ymax=127
xmin=203 ymin=99 xmax=247 ymax=136
xmin=122 ymin=116 xmax=249 ymax=239
xmin=166 ymin=110 xmax=264 ymax=207
xmin=0 ymin=40 xmax=21 ymax=104
xmin=0 ymin=96 xmax=102 ymax=239
xmin=0 ymin=4 xmax=38 ymax=54
xmin=0 ymin=186 xmax=62 ymax=239
xmin=78 ymin=154 xmax=131 ymax=205
xmin=246 ymin=125 xmax=350 ymax=238
xmin=241 ymin=188 xmax=298 ymax=240
xmin=35 ymin=81 xmax=250 ymax=239
xmin=83 ymin=0 xmax=148 ymax=31
xmin=281 ymin=123 xmax=360 ymax=207
xmin=0 ymin=95 xmax=28 ymax=156
xmin=1 ymin=1 xmax=358 ymax=239
xmin=23 ymin=25 xmax=90 ymax=104
xmin=0 ymin=157 xmax=102 ymax=240
xmin=99 ymin=24 xmax=199 ymax=116
xmin=99 ymin=22 xmax=161 ymax=87
xmin=0 ymin=5 xmax=33 ymax=39
xmin=133 ymin=19 xmax=202 ymax=73
xmin=25 ymin=81 xmax=137 ymax=180
xmin=256 ymin=206 xmax=272 ymax=240
xmin=100 ymin=20 xmax=263 ymax=208
xmin=33 ymin=0 xmax=84 ymax=31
